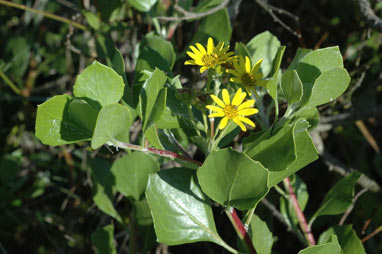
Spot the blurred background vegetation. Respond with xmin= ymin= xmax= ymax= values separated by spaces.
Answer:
xmin=0 ymin=0 xmax=381 ymax=253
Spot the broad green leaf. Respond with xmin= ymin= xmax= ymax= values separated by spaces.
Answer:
xmin=250 ymin=215 xmax=273 ymax=254
xmin=310 ymin=172 xmax=361 ymax=225
xmin=156 ymin=107 xmax=180 ymax=129
xmin=112 ymin=48 xmax=128 ymax=85
xmin=270 ymin=46 xmax=286 ymax=77
xmin=294 ymin=107 xmax=320 ymax=129
xmin=133 ymin=199 xmax=154 ymax=226
xmin=91 ymin=104 xmax=133 ymax=149
xmin=142 ymin=33 xmax=176 ymax=69
xmin=280 ymin=175 xmax=309 ymax=226
xmin=197 ymin=148 xmax=269 ymax=210
xmin=82 ymin=10 xmax=100 ymax=30
xmin=91 ymin=224 xmax=116 ymax=254
xmin=146 ymin=168 xmax=229 ymax=248
xmin=95 ymin=33 xmax=116 ymax=67
xmin=268 ymin=119 xmax=318 ymax=187
xmin=133 ymin=200 xmax=157 ymax=252
xmin=144 ymin=88 xmax=167 ymax=130
xmin=194 ymin=0 xmax=224 ymax=13
xmin=318 ymin=225 xmax=365 ymax=254
xmin=128 ymin=0 xmax=157 ymax=12
xmin=135 ymin=46 xmax=172 ymax=76
xmin=246 ymin=31 xmax=281 ymax=77
xmin=68 ymin=98 xmax=99 ymax=133
xmin=145 ymin=125 xmax=165 ymax=149
xmin=281 ymin=70 xmax=303 ymax=105
xmin=90 ymin=158 xmax=123 ymax=223
xmin=298 ymin=235 xmax=341 ymax=254
xmin=297 ymin=46 xmax=343 ymax=83
xmin=267 ymin=46 xmax=285 ymax=107
xmin=35 ymin=95 xmax=91 ymax=146
xmin=307 ymin=67 xmax=350 ymax=107
xmin=287 ymin=47 xmax=312 ymax=71
xmin=234 ymin=42 xmax=251 ymax=58
xmin=137 ymin=69 xmax=167 ymax=130
xmin=190 ymin=9 xmax=232 ymax=45
xmin=111 ymin=152 xmax=159 ymax=200
xmin=73 ymin=61 xmax=125 ymax=108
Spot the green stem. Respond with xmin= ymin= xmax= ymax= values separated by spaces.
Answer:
xmin=0 ymin=69 xmax=21 ymax=95
xmin=244 ymin=208 xmax=255 ymax=227
xmin=0 ymin=0 xmax=87 ymax=30
xmin=210 ymin=121 xmax=232 ymax=151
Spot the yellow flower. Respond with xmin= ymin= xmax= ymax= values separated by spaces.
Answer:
xmin=228 ymin=56 xmax=267 ymax=97
xmin=206 ymin=88 xmax=258 ymax=131
xmin=185 ymin=37 xmax=236 ymax=73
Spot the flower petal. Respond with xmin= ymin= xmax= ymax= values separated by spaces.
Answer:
xmin=210 ymin=94 xmax=226 ymax=108
xmin=190 ymin=45 xmax=200 ymax=55
xmin=222 ymin=89 xmax=230 ymax=105
xmin=233 ymin=118 xmax=246 ymax=131
xmin=232 ymin=89 xmax=247 ymax=106
xmin=207 ymin=37 xmax=214 ymax=54
xmin=196 ymin=43 xmax=207 ymax=55
xmin=237 ymin=99 xmax=255 ymax=110
xmin=186 ymin=51 xmax=198 ymax=60
xmin=245 ymin=56 xmax=251 ymax=73
xmin=218 ymin=117 xmax=229 ymax=129
xmin=236 ymin=116 xmax=255 ymax=127
xmin=184 ymin=60 xmax=195 ymax=65
xmin=252 ymin=58 xmax=263 ymax=73
xmin=208 ymin=112 xmax=225 ymax=118
xmin=238 ymin=108 xmax=259 ymax=116
xmin=206 ymin=105 xmax=223 ymax=112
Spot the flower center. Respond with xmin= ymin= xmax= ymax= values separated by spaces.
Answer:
xmin=241 ymin=73 xmax=255 ymax=87
xmin=202 ymin=54 xmax=218 ymax=67
xmin=223 ymin=104 xmax=238 ymax=119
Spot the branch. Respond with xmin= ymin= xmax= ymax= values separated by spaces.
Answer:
xmin=157 ymin=0 xmax=229 ymax=21
xmin=0 ymin=0 xmax=87 ymax=30
xmin=284 ymin=177 xmax=316 ymax=246
xmin=339 ymin=188 xmax=368 ymax=225
xmin=358 ymin=0 xmax=382 ymax=32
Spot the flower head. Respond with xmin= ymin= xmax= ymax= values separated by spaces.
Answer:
xmin=206 ymin=88 xmax=258 ymax=131
xmin=228 ymin=56 xmax=267 ymax=97
xmin=185 ymin=37 xmax=236 ymax=73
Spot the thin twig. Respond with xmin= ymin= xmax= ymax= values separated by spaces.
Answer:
xmin=284 ymin=177 xmax=316 ymax=246
xmin=358 ymin=0 xmax=382 ymax=32
xmin=361 ymin=225 xmax=382 ymax=243
xmin=0 ymin=68 xmax=21 ymax=95
xmin=339 ymin=188 xmax=368 ymax=225
xmin=157 ymin=0 xmax=229 ymax=21
xmin=0 ymin=0 xmax=87 ymax=30
xmin=260 ymin=198 xmax=293 ymax=232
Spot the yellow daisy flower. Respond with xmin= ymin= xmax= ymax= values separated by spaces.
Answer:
xmin=206 ymin=88 xmax=258 ymax=131
xmin=228 ymin=56 xmax=267 ymax=97
xmin=185 ymin=37 xmax=236 ymax=73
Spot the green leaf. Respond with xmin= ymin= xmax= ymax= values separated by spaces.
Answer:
xmin=249 ymin=215 xmax=273 ymax=254
xmin=128 ymin=0 xmax=157 ymax=12
xmin=318 ymin=225 xmax=365 ymax=254
xmin=145 ymin=88 xmax=167 ymax=131
xmin=234 ymin=42 xmax=251 ymax=58
xmin=267 ymin=46 xmax=285 ymax=107
xmin=111 ymin=152 xmax=159 ymax=200
xmin=68 ymin=98 xmax=99 ymax=134
xmin=307 ymin=67 xmax=350 ymax=107
xmin=190 ymin=9 xmax=232 ymax=45
xmin=246 ymin=31 xmax=281 ymax=77
xmin=91 ymin=225 xmax=116 ymax=254
xmin=146 ymin=168 xmax=229 ymax=248
xmin=144 ymin=125 xmax=165 ymax=149
xmin=73 ymin=61 xmax=125 ymax=108
xmin=197 ymin=148 xmax=269 ymax=210
xmin=310 ymin=172 xmax=361 ymax=225
xmin=142 ymin=33 xmax=176 ymax=69
xmin=136 ymin=46 xmax=172 ymax=77
xmin=194 ymin=0 xmax=225 ymax=13
xmin=287 ymin=47 xmax=312 ymax=71
xmin=82 ymin=10 xmax=100 ymax=30
xmin=137 ymin=69 xmax=167 ymax=130
xmin=294 ymin=107 xmax=320 ymax=130
xmin=281 ymin=70 xmax=303 ymax=105
xmin=35 ymin=95 xmax=92 ymax=146
xmin=90 ymin=158 xmax=123 ymax=224
xmin=91 ymin=104 xmax=133 ymax=149
xmin=297 ymin=46 xmax=343 ymax=83
xmin=112 ymin=48 xmax=128 ymax=85
xmin=298 ymin=235 xmax=341 ymax=254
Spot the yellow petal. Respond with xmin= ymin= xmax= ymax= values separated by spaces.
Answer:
xmin=237 ymin=99 xmax=255 ymax=110
xmin=233 ymin=118 xmax=246 ymax=131
xmin=201 ymin=66 xmax=210 ymax=73
xmin=207 ymin=37 xmax=214 ymax=54
xmin=208 ymin=112 xmax=225 ymax=118
xmin=210 ymin=94 xmax=226 ymax=108
xmin=190 ymin=45 xmax=200 ymax=55
xmin=196 ymin=43 xmax=207 ymax=55
xmin=252 ymin=58 xmax=263 ymax=73
xmin=206 ymin=105 xmax=223 ymax=112
xmin=230 ymin=77 xmax=243 ymax=84
xmin=186 ymin=51 xmax=198 ymax=60
xmin=232 ymin=89 xmax=247 ymax=106
xmin=222 ymin=89 xmax=230 ymax=105
xmin=236 ymin=116 xmax=255 ymax=127
xmin=219 ymin=117 xmax=229 ymax=129
xmin=238 ymin=108 xmax=259 ymax=116
xmin=245 ymin=56 xmax=251 ymax=73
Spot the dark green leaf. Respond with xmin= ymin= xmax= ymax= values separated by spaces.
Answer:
xmin=142 ymin=33 xmax=176 ymax=69
xmin=197 ymin=148 xmax=269 ymax=210
xmin=281 ymin=70 xmax=303 ymax=105
xmin=128 ymin=0 xmax=157 ymax=12
xmin=68 ymin=98 xmax=99 ymax=134
xmin=111 ymin=152 xmax=159 ymax=200
xmin=145 ymin=88 xmax=167 ymax=130
xmin=287 ymin=47 xmax=312 ymax=71
xmin=249 ymin=215 xmax=273 ymax=254
xmin=91 ymin=224 xmax=116 ymax=254
xmin=298 ymin=235 xmax=341 ymax=254
xmin=82 ymin=10 xmax=100 ymax=30
xmin=112 ymin=47 xmax=128 ymax=85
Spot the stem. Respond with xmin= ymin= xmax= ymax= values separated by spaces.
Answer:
xmin=110 ymin=140 xmax=203 ymax=167
xmin=284 ymin=177 xmax=316 ymax=246
xmin=0 ymin=0 xmax=87 ymax=30
xmin=244 ymin=208 xmax=255 ymax=227
xmin=361 ymin=225 xmax=382 ymax=243
xmin=225 ymin=207 xmax=257 ymax=254
xmin=0 ymin=69 xmax=21 ymax=95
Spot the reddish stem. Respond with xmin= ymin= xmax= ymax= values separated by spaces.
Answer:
xmin=284 ymin=177 xmax=316 ymax=246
